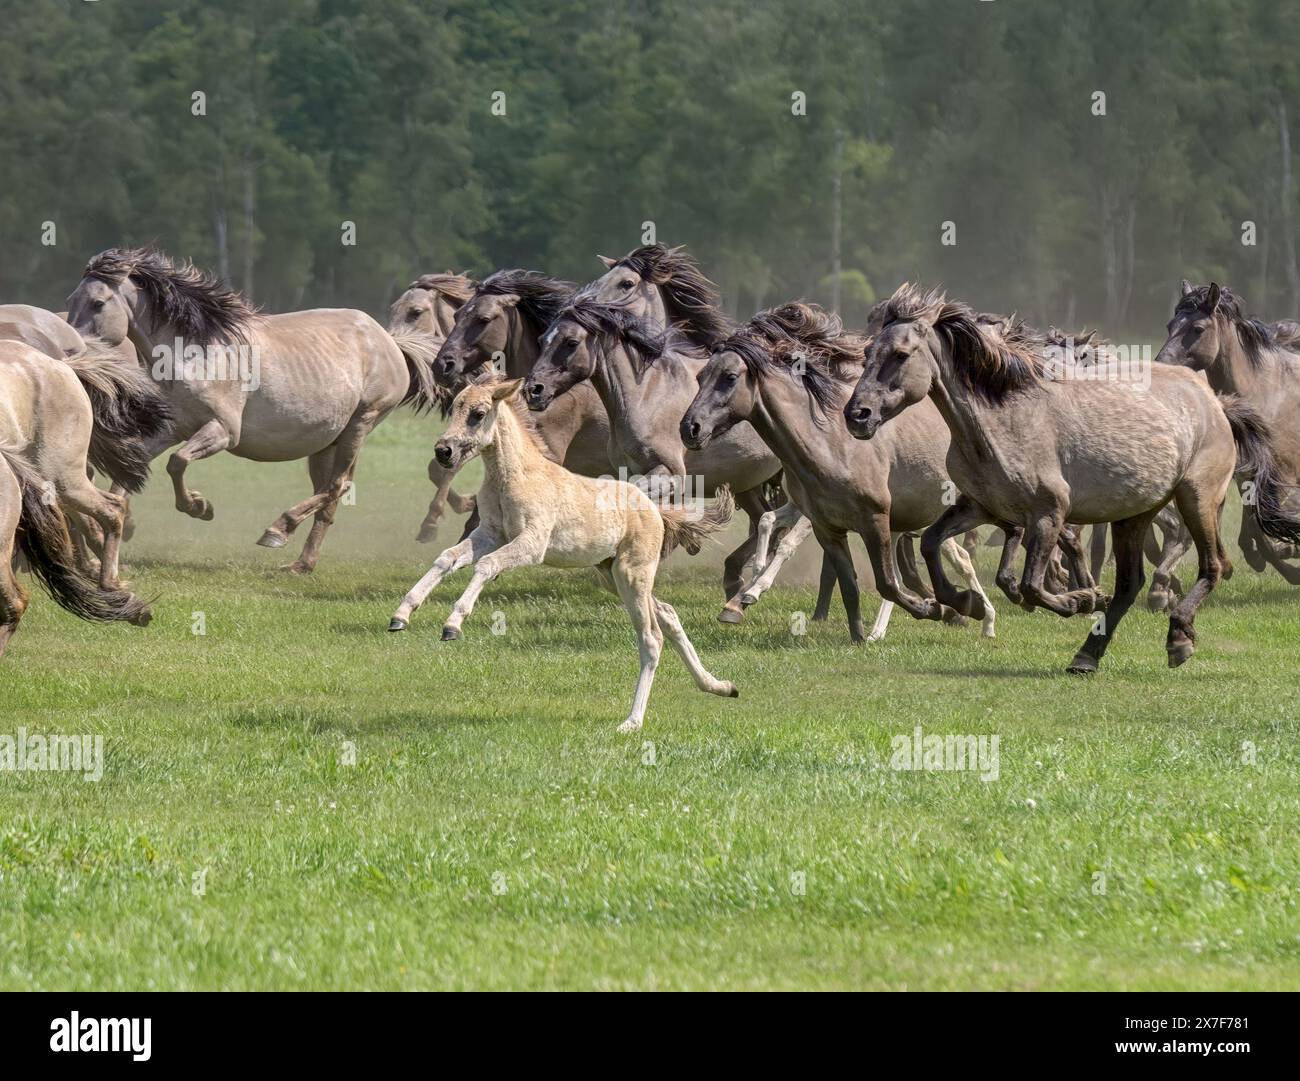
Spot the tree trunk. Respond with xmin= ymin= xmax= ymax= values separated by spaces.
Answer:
xmin=1279 ymin=102 xmax=1299 ymax=312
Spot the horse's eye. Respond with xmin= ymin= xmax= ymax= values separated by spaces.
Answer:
xmin=469 ymin=409 xmax=486 ymax=424
xmin=1189 ymin=325 xmax=1204 ymax=338
xmin=92 ymin=299 xmax=105 ymax=311
xmin=408 ymin=309 xmax=420 ymax=320
xmin=620 ymin=279 xmax=634 ymax=290
xmin=722 ymin=371 xmax=738 ymax=385
xmin=893 ymin=350 xmax=909 ymax=362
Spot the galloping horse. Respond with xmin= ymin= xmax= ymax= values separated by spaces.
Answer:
xmin=681 ymin=301 xmax=995 ymax=642
xmin=66 ymin=248 xmax=444 ymax=573
xmin=1155 ymin=281 xmax=1300 ymax=582
xmin=387 ymin=274 xmax=477 ymax=541
xmin=0 ymin=339 xmax=152 ymax=656
xmin=844 ymin=284 xmax=1300 ymax=673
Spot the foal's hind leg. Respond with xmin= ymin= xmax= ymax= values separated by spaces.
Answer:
xmin=258 ymin=406 xmax=383 ymax=570
xmin=167 ymin=419 xmax=231 ymax=521
xmin=652 ymin=598 xmax=738 ymax=699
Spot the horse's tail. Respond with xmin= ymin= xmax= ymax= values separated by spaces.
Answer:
xmin=1221 ymin=394 xmax=1300 ymax=545
xmin=659 ymin=484 xmax=734 ymax=557
xmin=61 ymin=350 xmax=171 ymax=493
xmin=392 ymin=330 xmax=450 ymax=415
xmin=1 ymin=448 xmax=149 ymax=623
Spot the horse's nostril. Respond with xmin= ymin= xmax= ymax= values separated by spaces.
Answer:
xmin=855 ymin=406 xmax=872 ymax=422
xmin=528 ymin=384 xmax=544 ymax=398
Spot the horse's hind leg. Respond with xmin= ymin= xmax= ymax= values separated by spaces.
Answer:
xmin=918 ymin=496 xmax=994 ymax=620
xmin=811 ymin=552 xmax=837 ymax=621
xmin=994 ymin=525 xmax=1025 ymax=604
xmin=613 ymin=561 xmax=664 ymax=734
xmin=733 ymin=512 xmax=813 ymax=612
xmin=59 ymin=473 xmax=129 ymax=592
xmin=652 ymin=598 xmax=737 ymax=699
xmin=0 ymin=471 xmax=29 ymax=658
xmin=258 ymin=407 xmax=382 ymax=570
xmin=1088 ymin=523 xmax=1108 ymax=583
xmin=167 ymin=419 xmax=231 ymax=521
xmin=417 ymin=458 xmax=470 ymax=544
xmin=281 ymin=448 xmax=341 ymax=575
xmin=1018 ymin=509 xmax=1104 ymax=616
xmin=720 ymin=486 xmax=768 ymax=610
xmin=1166 ymin=482 xmax=1227 ymax=668
xmin=1066 ymin=514 xmax=1151 ymax=674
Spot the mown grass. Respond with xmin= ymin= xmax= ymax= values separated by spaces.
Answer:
xmin=1 ymin=412 xmax=1298 ymax=990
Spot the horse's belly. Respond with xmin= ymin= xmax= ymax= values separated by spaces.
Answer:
xmin=233 ymin=396 xmax=358 ymax=461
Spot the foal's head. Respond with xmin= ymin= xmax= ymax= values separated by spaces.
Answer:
xmin=434 ymin=379 xmax=525 ymax=469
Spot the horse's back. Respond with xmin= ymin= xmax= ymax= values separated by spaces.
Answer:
xmin=0 ymin=341 xmax=92 ymax=465
xmin=0 ymin=304 xmax=84 ymax=359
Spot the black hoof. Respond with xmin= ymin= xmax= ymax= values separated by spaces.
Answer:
xmin=388 ymin=617 xmax=408 ymax=632
xmin=1167 ymin=640 xmax=1194 ymax=668
xmin=441 ymin=625 xmax=461 ymax=641
xmin=717 ymin=606 xmax=744 ymax=625
xmin=257 ymin=529 xmax=287 ymax=549
xmin=1065 ymin=653 xmax=1098 ymax=674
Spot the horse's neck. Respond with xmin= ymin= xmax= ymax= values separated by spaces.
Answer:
xmin=481 ymin=404 xmax=546 ymax=497
xmin=505 ymin=309 xmax=540 ymax=378
xmin=929 ymin=353 xmax=1020 ymax=470
xmin=753 ymin=377 xmax=849 ymax=475
xmin=594 ymin=340 xmax=694 ymax=442
xmin=1210 ymin=334 xmax=1261 ymax=397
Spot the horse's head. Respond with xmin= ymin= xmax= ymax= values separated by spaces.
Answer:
xmin=389 ymin=275 xmax=468 ymax=339
xmin=435 ymin=288 xmax=516 ymax=389
xmin=1155 ymin=280 xmax=1226 ymax=371
xmin=844 ymin=315 xmax=938 ymax=439
xmin=434 ymin=379 xmax=524 ymax=469
xmin=586 ymin=251 xmax=666 ymax=329
xmin=67 ymin=257 xmax=137 ymax=346
xmin=526 ymin=311 xmax=598 ymax=411
xmin=680 ymin=345 xmax=755 ymax=451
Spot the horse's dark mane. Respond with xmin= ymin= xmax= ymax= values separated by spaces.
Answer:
xmin=476 ymin=269 xmax=575 ymax=332
xmin=83 ymin=247 xmax=257 ymax=343
xmin=408 ymin=272 xmax=476 ymax=303
xmin=549 ymin=295 xmax=694 ymax=379
xmin=720 ymin=301 xmax=866 ymax=417
xmin=1176 ymin=284 xmax=1281 ymax=368
xmin=613 ymin=243 xmax=734 ymax=348
xmin=881 ymin=283 xmax=1042 ymax=403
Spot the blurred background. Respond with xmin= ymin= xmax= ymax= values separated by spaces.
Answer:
xmin=2 ymin=0 xmax=1297 ymax=337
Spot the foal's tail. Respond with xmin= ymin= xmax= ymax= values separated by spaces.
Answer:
xmin=1221 ymin=394 xmax=1300 ymax=544
xmin=392 ymin=329 xmax=450 ymax=415
xmin=1 ymin=449 xmax=149 ymax=623
xmin=62 ymin=348 xmax=172 ymax=493
xmin=660 ymin=484 xmax=735 ymax=557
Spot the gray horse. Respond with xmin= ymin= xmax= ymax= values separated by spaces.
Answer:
xmin=66 ymin=247 xmax=444 ymax=573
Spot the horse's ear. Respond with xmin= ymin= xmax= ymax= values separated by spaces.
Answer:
xmin=491 ymin=378 xmax=524 ymax=401
xmin=1180 ymin=278 xmax=1195 ymax=297
xmin=1205 ymin=282 xmax=1222 ymax=314
xmin=597 ymin=254 xmax=618 ymax=269
xmin=1080 ymin=330 xmax=1097 ymax=346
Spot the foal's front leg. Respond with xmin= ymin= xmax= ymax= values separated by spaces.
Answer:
xmin=440 ymin=530 xmax=548 ymax=640
xmin=389 ymin=526 xmax=500 ymax=630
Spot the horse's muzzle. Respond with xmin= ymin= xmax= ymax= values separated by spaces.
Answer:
xmin=434 ymin=440 xmax=456 ymax=467
xmin=525 ymin=383 xmax=551 ymax=411
xmin=844 ymin=404 xmax=880 ymax=439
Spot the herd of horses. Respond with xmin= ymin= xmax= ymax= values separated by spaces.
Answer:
xmin=3 ymin=243 xmax=1299 ymax=729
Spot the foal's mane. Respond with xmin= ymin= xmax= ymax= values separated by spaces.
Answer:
xmin=408 ymin=272 xmax=476 ymax=304
xmin=83 ymin=247 xmax=257 ymax=343
xmin=609 ymin=243 xmax=734 ymax=348
xmin=476 ymin=269 xmax=575 ymax=332
xmin=880 ymin=283 xmax=1043 ymax=403
xmin=1176 ymin=283 xmax=1293 ymax=368
xmin=720 ymin=301 xmax=866 ymax=417
xmin=550 ymin=295 xmax=697 ymax=379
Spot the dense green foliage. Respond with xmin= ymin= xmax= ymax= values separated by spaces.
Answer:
xmin=2 ymin=0 xmax=1298 ymax=335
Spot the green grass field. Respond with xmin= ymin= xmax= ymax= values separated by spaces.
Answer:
xmin=2 ymin=412 xmax=1298 ymax=990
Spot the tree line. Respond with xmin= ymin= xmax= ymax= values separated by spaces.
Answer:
xmin=2 ymin=0 xmax=1297 ymax=337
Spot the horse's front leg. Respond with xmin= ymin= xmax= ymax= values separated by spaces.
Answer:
xmin=919 ymin=497 xmax=995 ymax=619
xmin=861 ymin=513 xmax=946 ymax=624
xmin=167 ymin=419 xmax=231 ymax=521
xmin=417 ymin=457 xmax=472 ymax=543
xmin=1016 ymin=510 xmax=1089 ymax=616
xmin=389 ymin=526 xmax=500 ymax=630
xmin=441 ymin=530 xmax=548 ymax=640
